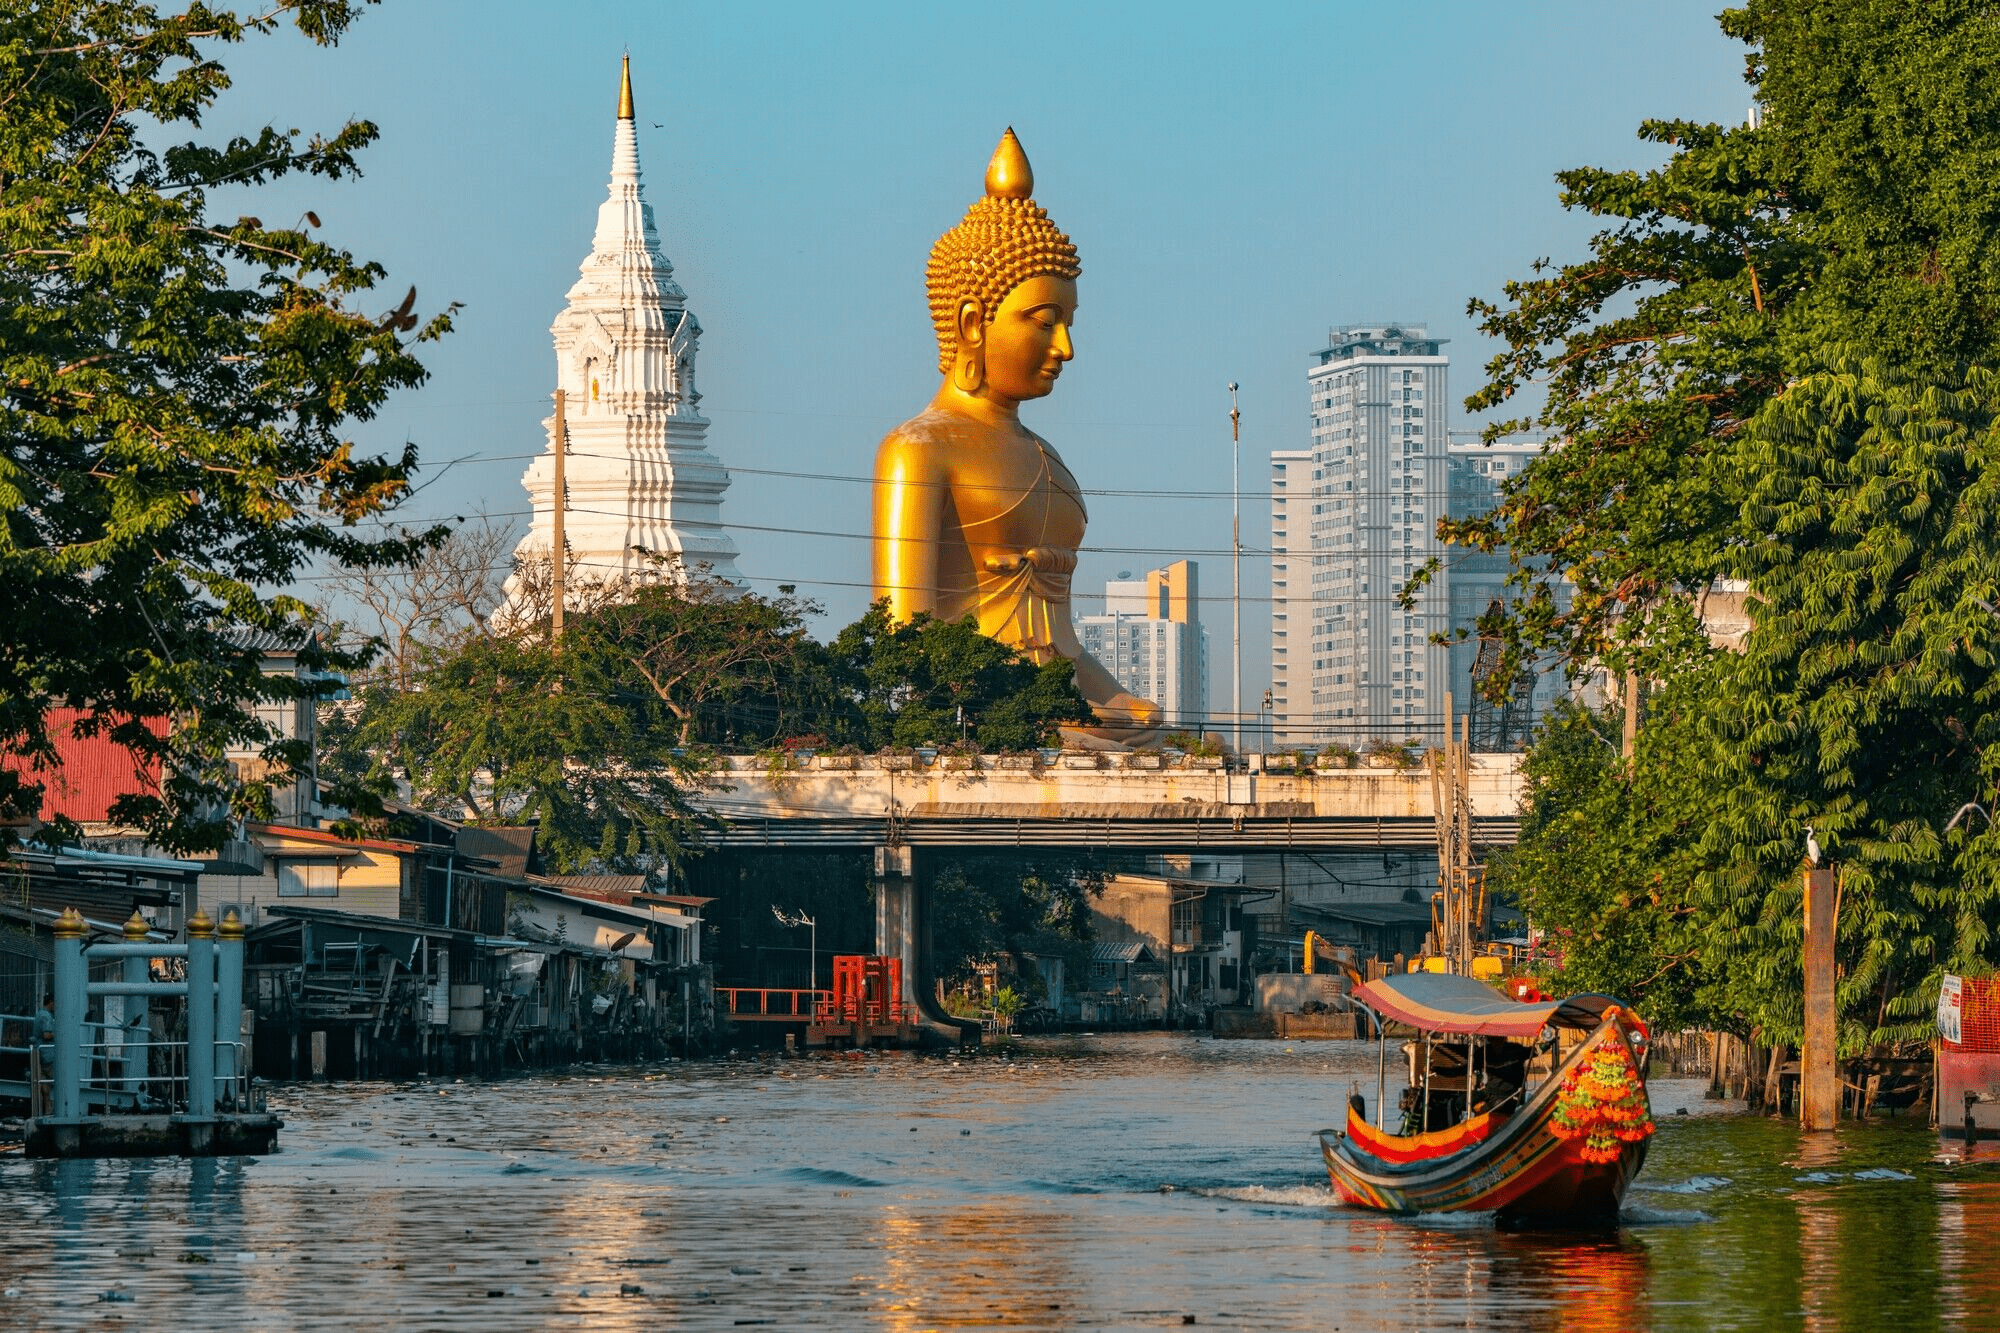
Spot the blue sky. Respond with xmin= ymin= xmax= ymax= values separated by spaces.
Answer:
xmin=217 ymin=1 xmax=1749 ymax=710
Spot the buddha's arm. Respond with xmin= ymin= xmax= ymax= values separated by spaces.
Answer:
xmin=872 ymin=432 xmax=944 ymax=621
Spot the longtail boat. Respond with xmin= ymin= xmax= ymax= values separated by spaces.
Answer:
xmin=1319 ymin=972 xmax=1654 ymax=1220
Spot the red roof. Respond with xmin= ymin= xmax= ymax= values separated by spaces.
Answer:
xmin=0 ymin=709 xmax=166 ymax=824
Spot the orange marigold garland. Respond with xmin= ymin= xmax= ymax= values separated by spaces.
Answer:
xmin=1550 ymin=1038 xmax=1655 ymax=1164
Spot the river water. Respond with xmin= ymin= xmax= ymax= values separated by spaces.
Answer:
xmin=0 ymin=1033 xmax=1988 ymax=1330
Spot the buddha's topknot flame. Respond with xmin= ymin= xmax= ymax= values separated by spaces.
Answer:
xmin=926 ymin=129 xmax=1081 ymax=374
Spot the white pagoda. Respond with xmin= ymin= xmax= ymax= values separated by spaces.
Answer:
xmin=511 ymin=56 xmax=742 ymax=594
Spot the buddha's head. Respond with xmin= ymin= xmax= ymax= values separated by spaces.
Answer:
xmin=926 ymin=129 xmax=1082 ymax=404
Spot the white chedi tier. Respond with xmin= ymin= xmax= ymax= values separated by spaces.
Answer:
xmin=511 ymin=61 xmax=742 ymax=594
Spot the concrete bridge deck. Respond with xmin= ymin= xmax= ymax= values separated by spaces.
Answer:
xmin=695 ymin=753 xmax=1524 ymax=851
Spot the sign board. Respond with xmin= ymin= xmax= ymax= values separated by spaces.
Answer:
xmin=1940 ymin=974 xmax=1964 ymax=1045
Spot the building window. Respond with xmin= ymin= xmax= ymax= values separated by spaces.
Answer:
xmin=277 ymin=861 xmax=338 ymax=898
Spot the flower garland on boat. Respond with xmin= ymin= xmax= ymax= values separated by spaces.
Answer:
xmin=1550 ymin=1036 xmax=1654 ymax=1164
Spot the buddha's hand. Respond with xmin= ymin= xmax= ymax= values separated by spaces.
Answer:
xmin=1096 ymin=691 xmax=1163 ymax=729
xmin=983 ymin=547 xmax=1077 ymax=575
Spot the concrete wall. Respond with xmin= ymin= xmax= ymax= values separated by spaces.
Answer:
xmin=1255 ymin=973 xmax=1351 ymax=1014
xmin=701 ymin=753 xmax=1523 ymax=823
xmin=1093 ymin=875 xmax=1171 ymax=960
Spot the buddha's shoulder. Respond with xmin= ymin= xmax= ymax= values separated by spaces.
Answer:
xmin=875 ymin=409 xmax=962 ymax=470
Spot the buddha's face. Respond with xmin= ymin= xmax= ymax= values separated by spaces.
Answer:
xmin=973 ymin=275 xmax=1076 ymax=403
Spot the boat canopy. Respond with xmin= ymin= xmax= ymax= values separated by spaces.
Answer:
xmin=1351 ymin=972 xmax=1623 ymax=1038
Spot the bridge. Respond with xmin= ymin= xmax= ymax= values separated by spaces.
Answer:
xmin=689 ymin=751 xmax=1526 ymax=1046
xmin=693 ymin=752 xmax=1525 ymax=851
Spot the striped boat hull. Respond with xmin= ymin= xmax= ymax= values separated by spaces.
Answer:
xmin=1319 ymin=1015 xmax=1648 ymax=1219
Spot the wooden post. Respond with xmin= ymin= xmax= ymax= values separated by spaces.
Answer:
xmin=1802 ymin=865 xmax=1839 ymax=1131
xmin=551 ymin=387 xmax=568 ymax=640
xmin=1621 ymin=670 xmax=1640 ymax=757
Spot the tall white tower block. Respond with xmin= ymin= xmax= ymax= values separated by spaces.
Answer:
xmin=512 ymin=57 xmax=742 ymax=591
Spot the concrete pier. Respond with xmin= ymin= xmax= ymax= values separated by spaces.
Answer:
xmin=22 ymin=907 xmax=282 ymax=1158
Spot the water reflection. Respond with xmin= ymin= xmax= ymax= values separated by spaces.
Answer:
xmin=0 ymin=1038 xmax=1987 ymax=1329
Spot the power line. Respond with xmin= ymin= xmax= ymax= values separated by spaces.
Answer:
xmin=417 ymin=446 xmax=1306 ymax=502
xmin=320 ymin=497 xmax=1492 ymax=567
xmin=293 ymin=548 xmax=1492 ymax=601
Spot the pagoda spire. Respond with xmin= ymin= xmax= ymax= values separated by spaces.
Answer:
xmin=506 ymin=51 xmax=742 ymax=603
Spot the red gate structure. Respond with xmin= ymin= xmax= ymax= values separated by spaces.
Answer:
xmin=1939 ymin=972 xmax=2000 ymax=1152
xmin=808 ymin=955 xmax=914 ymax=1048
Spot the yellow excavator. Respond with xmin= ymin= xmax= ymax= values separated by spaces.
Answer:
xmin=1303 ymin=931 xmax=1364 ymax=985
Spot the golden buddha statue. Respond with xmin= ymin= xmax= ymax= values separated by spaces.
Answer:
xmin=872 ymin=129 xmax=1161 ymax=739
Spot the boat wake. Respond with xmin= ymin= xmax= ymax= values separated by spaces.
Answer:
xmin=779 ymin=1167 xmax=887 ymax=1189
xmin=1403 ymin=1209 xmax=1501 ymax=1228
xmin=1185 ymin=1183 xmax=1339 ymax=1209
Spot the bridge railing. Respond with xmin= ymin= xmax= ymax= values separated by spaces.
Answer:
xmin=713 ymin=987 xmax=831 ymax=1022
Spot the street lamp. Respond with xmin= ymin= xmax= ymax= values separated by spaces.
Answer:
xmin=772 ymin=906 xmax=817 ymax=997
xmin=1228 ymin=382 xmax=1243 ymax=760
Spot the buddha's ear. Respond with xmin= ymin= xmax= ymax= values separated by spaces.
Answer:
xmin=955 ymin=298 xmax=986 ymax=350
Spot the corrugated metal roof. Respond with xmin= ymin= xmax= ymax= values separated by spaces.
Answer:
xmin=1091 ymin=941 xmax=1154 ymax=964
xmin=534 ymin=874 xmax=649 ymax=901
xmin=456 ymin=825 xmax=539 ymax=878
xmin=0 ymin=709 xmax=167 ymax=824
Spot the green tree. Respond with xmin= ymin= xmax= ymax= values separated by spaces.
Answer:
xmin=1464 ymin=2 xmax=2000 ymax=1045
xmin=927 ymin=852 xmax=1103 ymax=987
xmin=585 ymin=568 xmax=839 ymax=749
xmin=828 ymin=602 xmax=1092 ymax=751
xmin=329 ymin=570 xmax=834 ymax=871
xmin=336 ymin=630 xmax=706 ymax=873
xmin=0 ymin=1 xmax=451 ymax=849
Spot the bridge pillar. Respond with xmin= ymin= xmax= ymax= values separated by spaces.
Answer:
xmin=874 ymin=845 xmax=916 ymax=993
xmin=874 ymin=846 xmax=976 ymax=1047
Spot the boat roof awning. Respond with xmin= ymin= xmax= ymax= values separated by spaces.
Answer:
xmin=1351 ymin=973 xmax=1623 ymax=1038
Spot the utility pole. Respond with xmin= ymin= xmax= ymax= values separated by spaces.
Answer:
xmin=550 ymin=388 xmax=568 ymax=641
xmin=1229 ymin=382 xmax=1242 ymax=759
xmin=1621 ymin=669 xmax=1640 ymax=757
xmin=1430 ymin=692 xmax=1477 ymax=973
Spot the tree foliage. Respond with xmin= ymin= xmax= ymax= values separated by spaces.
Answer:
xmin=827 ymin=602 xmax=1093 ymax=752
xmin=1473 ymin=1 xmax=2000 ymax=1045
xmin=927 ymin=852 xmax=1104 ymax=987
xmin=326 ymin=573 xmax=1094 ymax=874
xmin=0 ymin=1 xmax=451 ymax=849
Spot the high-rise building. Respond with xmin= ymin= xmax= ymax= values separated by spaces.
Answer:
xmin=1271 ymin=324 xmax=1558 ymax=748
xmin=1076 ymin=560 xmax=1208 ymax=730
xmin=1443 ymin=432 xmax=1563 ymax=742
xmin=1268 ymin=450 xmax=1311 ymax=745
xmin=510 ymin=58 xmax=742 ymax=597
xmin=1277 ymin=324 xmax=1451 ymax=745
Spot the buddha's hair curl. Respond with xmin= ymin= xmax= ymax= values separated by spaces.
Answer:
xmin=925 ymin=195 xmax=1081 ymax=374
